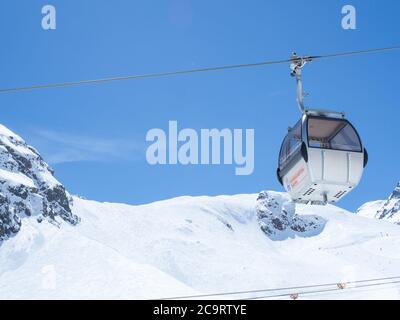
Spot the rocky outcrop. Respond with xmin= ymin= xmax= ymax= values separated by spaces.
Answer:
xmin=256 ymin=191 xmax=325 ymax=240
xmin=0 ymin=125 xmax=79 ymax=241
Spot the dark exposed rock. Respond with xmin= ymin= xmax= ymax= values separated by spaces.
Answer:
xmin=0 ymin=194 xmax=21 ymax=241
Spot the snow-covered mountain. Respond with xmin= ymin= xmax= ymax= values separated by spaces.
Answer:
xmin=357 ymin=182 xmax=400 ymax=225
xmin=1 ymin=124 xmax=400 ymax=300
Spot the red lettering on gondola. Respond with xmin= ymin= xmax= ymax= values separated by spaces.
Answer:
xmin=290 ymin=166 xmax=305 ymax=188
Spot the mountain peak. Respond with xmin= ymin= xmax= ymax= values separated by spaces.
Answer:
xmin=357 ymin=182 xmax=400 ymax=225
xmin=389 ymin=182 xmax=400 ymax=200
xmin=0 ymin=124 xmax=80 ymax=241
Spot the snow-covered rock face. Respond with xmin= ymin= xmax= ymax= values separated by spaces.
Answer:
xmin=357 ymin=182 xmax=400 ymax=225
xmin=0 ymin=125 xmax=79 ymax=241
xmin=256 ymin=191 xmax=326 ymax=240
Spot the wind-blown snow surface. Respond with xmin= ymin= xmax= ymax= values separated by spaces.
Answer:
xmin=1 ymin=193 xmax=400 ymax=300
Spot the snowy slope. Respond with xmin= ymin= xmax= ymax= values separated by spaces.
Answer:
xmin=358 ymin=182 xmax=400 ymax=225
xmin=1 ymin=193 xmax=400 ymax=300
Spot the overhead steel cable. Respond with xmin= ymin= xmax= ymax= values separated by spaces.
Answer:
xmin=156 ymin=275 xmax=400 ymax=300
xmin=311 ymin=44 xmax=400 ymax=60
xmin=247 ymin=279 xmax=400 ymax=300
xmin=0 ymin=45 xmax=399 ymax=94
xmin=0 ymin=59 xmax=291 ymax=94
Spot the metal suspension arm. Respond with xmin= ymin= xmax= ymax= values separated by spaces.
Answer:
xmin=290 ymin=54 xmax=312 ymax=114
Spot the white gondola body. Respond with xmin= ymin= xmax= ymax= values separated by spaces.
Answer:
xmin=278 ymin=110 xmax=367 ymax=205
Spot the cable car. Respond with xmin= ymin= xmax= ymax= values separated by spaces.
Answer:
xmin=277 ymin=109 xmax=368 ymax=204
xmin=276 ymin=54 xmax=368 ymax=205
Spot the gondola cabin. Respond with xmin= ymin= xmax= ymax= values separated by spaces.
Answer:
xmin=277 ymin=109 xmax=368 ymax=205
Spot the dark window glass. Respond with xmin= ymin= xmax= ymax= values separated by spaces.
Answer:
xmin=307 ymin=117 xmax=362 ymax=152
xmin=279 ymin=120 xmax=302 ymax=168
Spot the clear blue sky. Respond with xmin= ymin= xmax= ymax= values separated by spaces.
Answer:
xmin=0 ymin=0 xmax=399 ymax=211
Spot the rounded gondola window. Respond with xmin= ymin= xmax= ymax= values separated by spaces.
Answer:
xmin=279 ymin=120 xmax=302 ymax=168
xmin=307 ymin=117 xmax=362 ymax=152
